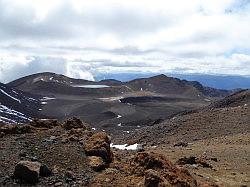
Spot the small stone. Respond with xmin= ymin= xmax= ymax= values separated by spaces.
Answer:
xmin=40 ymin=164 xmax=52 ymax=177
xmin=105 ymin=178 xmax=111 ymax=182
xmin=54 ymin=181 xmax=63 ymax=186
xmin=30 ymin=156 xmax=38 ymax=162
xmin=65 ymin=171 xmax=76 ymax=180
xmin=0 ymin=132 xmax=5 ymax=138
xmin=210 ymin=157 xmax=218 ymax=162
xmin=19 ymin=152 xmax=27 ymax=157
xmin=174 ymin=141 xmax=188 ymax=147
xmin=50 ymin=136 xmax=56 ymax=139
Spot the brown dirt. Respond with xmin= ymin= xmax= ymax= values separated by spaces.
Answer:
xmin=0 ymin=119 xmax=219 ymax=187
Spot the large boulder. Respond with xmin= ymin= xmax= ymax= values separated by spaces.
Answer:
xmin=84 ymin=132 xmax=113 ymax=163
xmin=14 ymin=161 xmax=41 ymax=184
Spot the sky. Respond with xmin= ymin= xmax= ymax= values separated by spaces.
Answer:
xmin=0 ymin=0 xmax=250 ymax=83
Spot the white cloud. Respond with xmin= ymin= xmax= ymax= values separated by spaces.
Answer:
xmin=66 ymin=61 xmax=94 ymax=81
xmin=0 ymin=0 xmax=250 ymax=82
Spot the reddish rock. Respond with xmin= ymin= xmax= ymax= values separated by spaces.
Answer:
xmin=88 ymin=156 xmax=106 ymax=171
xmin=85 ymin=132 xmax=113 ymax=163
xmin=130 ymin=152 xmax=197 ymax=187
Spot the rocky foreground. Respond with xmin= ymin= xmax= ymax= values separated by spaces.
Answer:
xmin=0 ymin=117 xmax=228 ymax=187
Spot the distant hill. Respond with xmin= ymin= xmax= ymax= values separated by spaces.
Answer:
xmin=205 ymin=89 xmax=249 ymax=109
xmin=1 ymin=72 xmax=237 ymax=126
xmin=94 ymin=73 xmax=250 ymax=90
xmin=8 ymin=72 xmax=231 ymax=98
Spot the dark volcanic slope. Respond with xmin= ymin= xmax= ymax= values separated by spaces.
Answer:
xmin=8 ymin=73 xmax=231 ymax=98
xmin=5 ymin=72 xmax=234 ymax=130
xmin=0 ymin=82 xmax=44 ymax=124
xmin=114 ymin=89 xmax=249 ymax=144
xmin=125 ymin=74 xmax=202 ymax=98
xmin=8 ymin=72 xmax=92 ymax=90
xmin=8 ymin=72 xmax=131 ymax=96
xmin=205 ymin=89 xmax=249 ymax=109
xmin=125 ymin=74 xmax=231 ymax=98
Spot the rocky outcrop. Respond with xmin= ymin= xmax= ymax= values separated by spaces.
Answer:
xmin=61 ymin=128 xmax=92 ymax=143
xmin=0 ymin=124 xmax=34 ymax=136
xmin=130 ymin=152 xmax=197 ymax=187
xmin=62 ymin=117 xmax=90 ymax=130
xmin=30 ymin=119 xmax=60 ymax=129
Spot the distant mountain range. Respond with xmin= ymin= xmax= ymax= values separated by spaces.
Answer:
xmin=94 ymin=73 xmax=250 ymax=90
xmin=0 ymin=72 xmax=246 ymax=125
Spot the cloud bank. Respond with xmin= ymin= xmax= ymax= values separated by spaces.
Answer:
xmin=0 ymin=0 xmax=250 ymax=82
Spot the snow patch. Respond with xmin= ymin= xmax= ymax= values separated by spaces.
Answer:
xmin=26 ymin=97 xmax=37 ymax=102
xmin=41 ymin=97 xmax=56 ymax=101
xmin=11 ymin=90 xmax=18 ymax=94
xmin=72 ymin=85 xmax=110 ymax=88
xmin=41 ymin=102 xmax=47 ymax=105
xmin=117 ymin=115 xmax=122 ymax=119
xmin=0 ymin=105 xmax=31 ymax=122
xmin=0 ymin=89 xmax=21 ymax=103
xmin=92 ymin=127 xmax=96 ymax=130
xmin=117 ymin=123 xmax=122 ymax=127
xmin=110 ymin=143 xmax=143 ymax=151
xmin=0 ymin=116 xmax=16 ymax=124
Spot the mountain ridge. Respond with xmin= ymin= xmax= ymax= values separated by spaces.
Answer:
xmin=8 ymin=72 xmax=232 ymax=98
